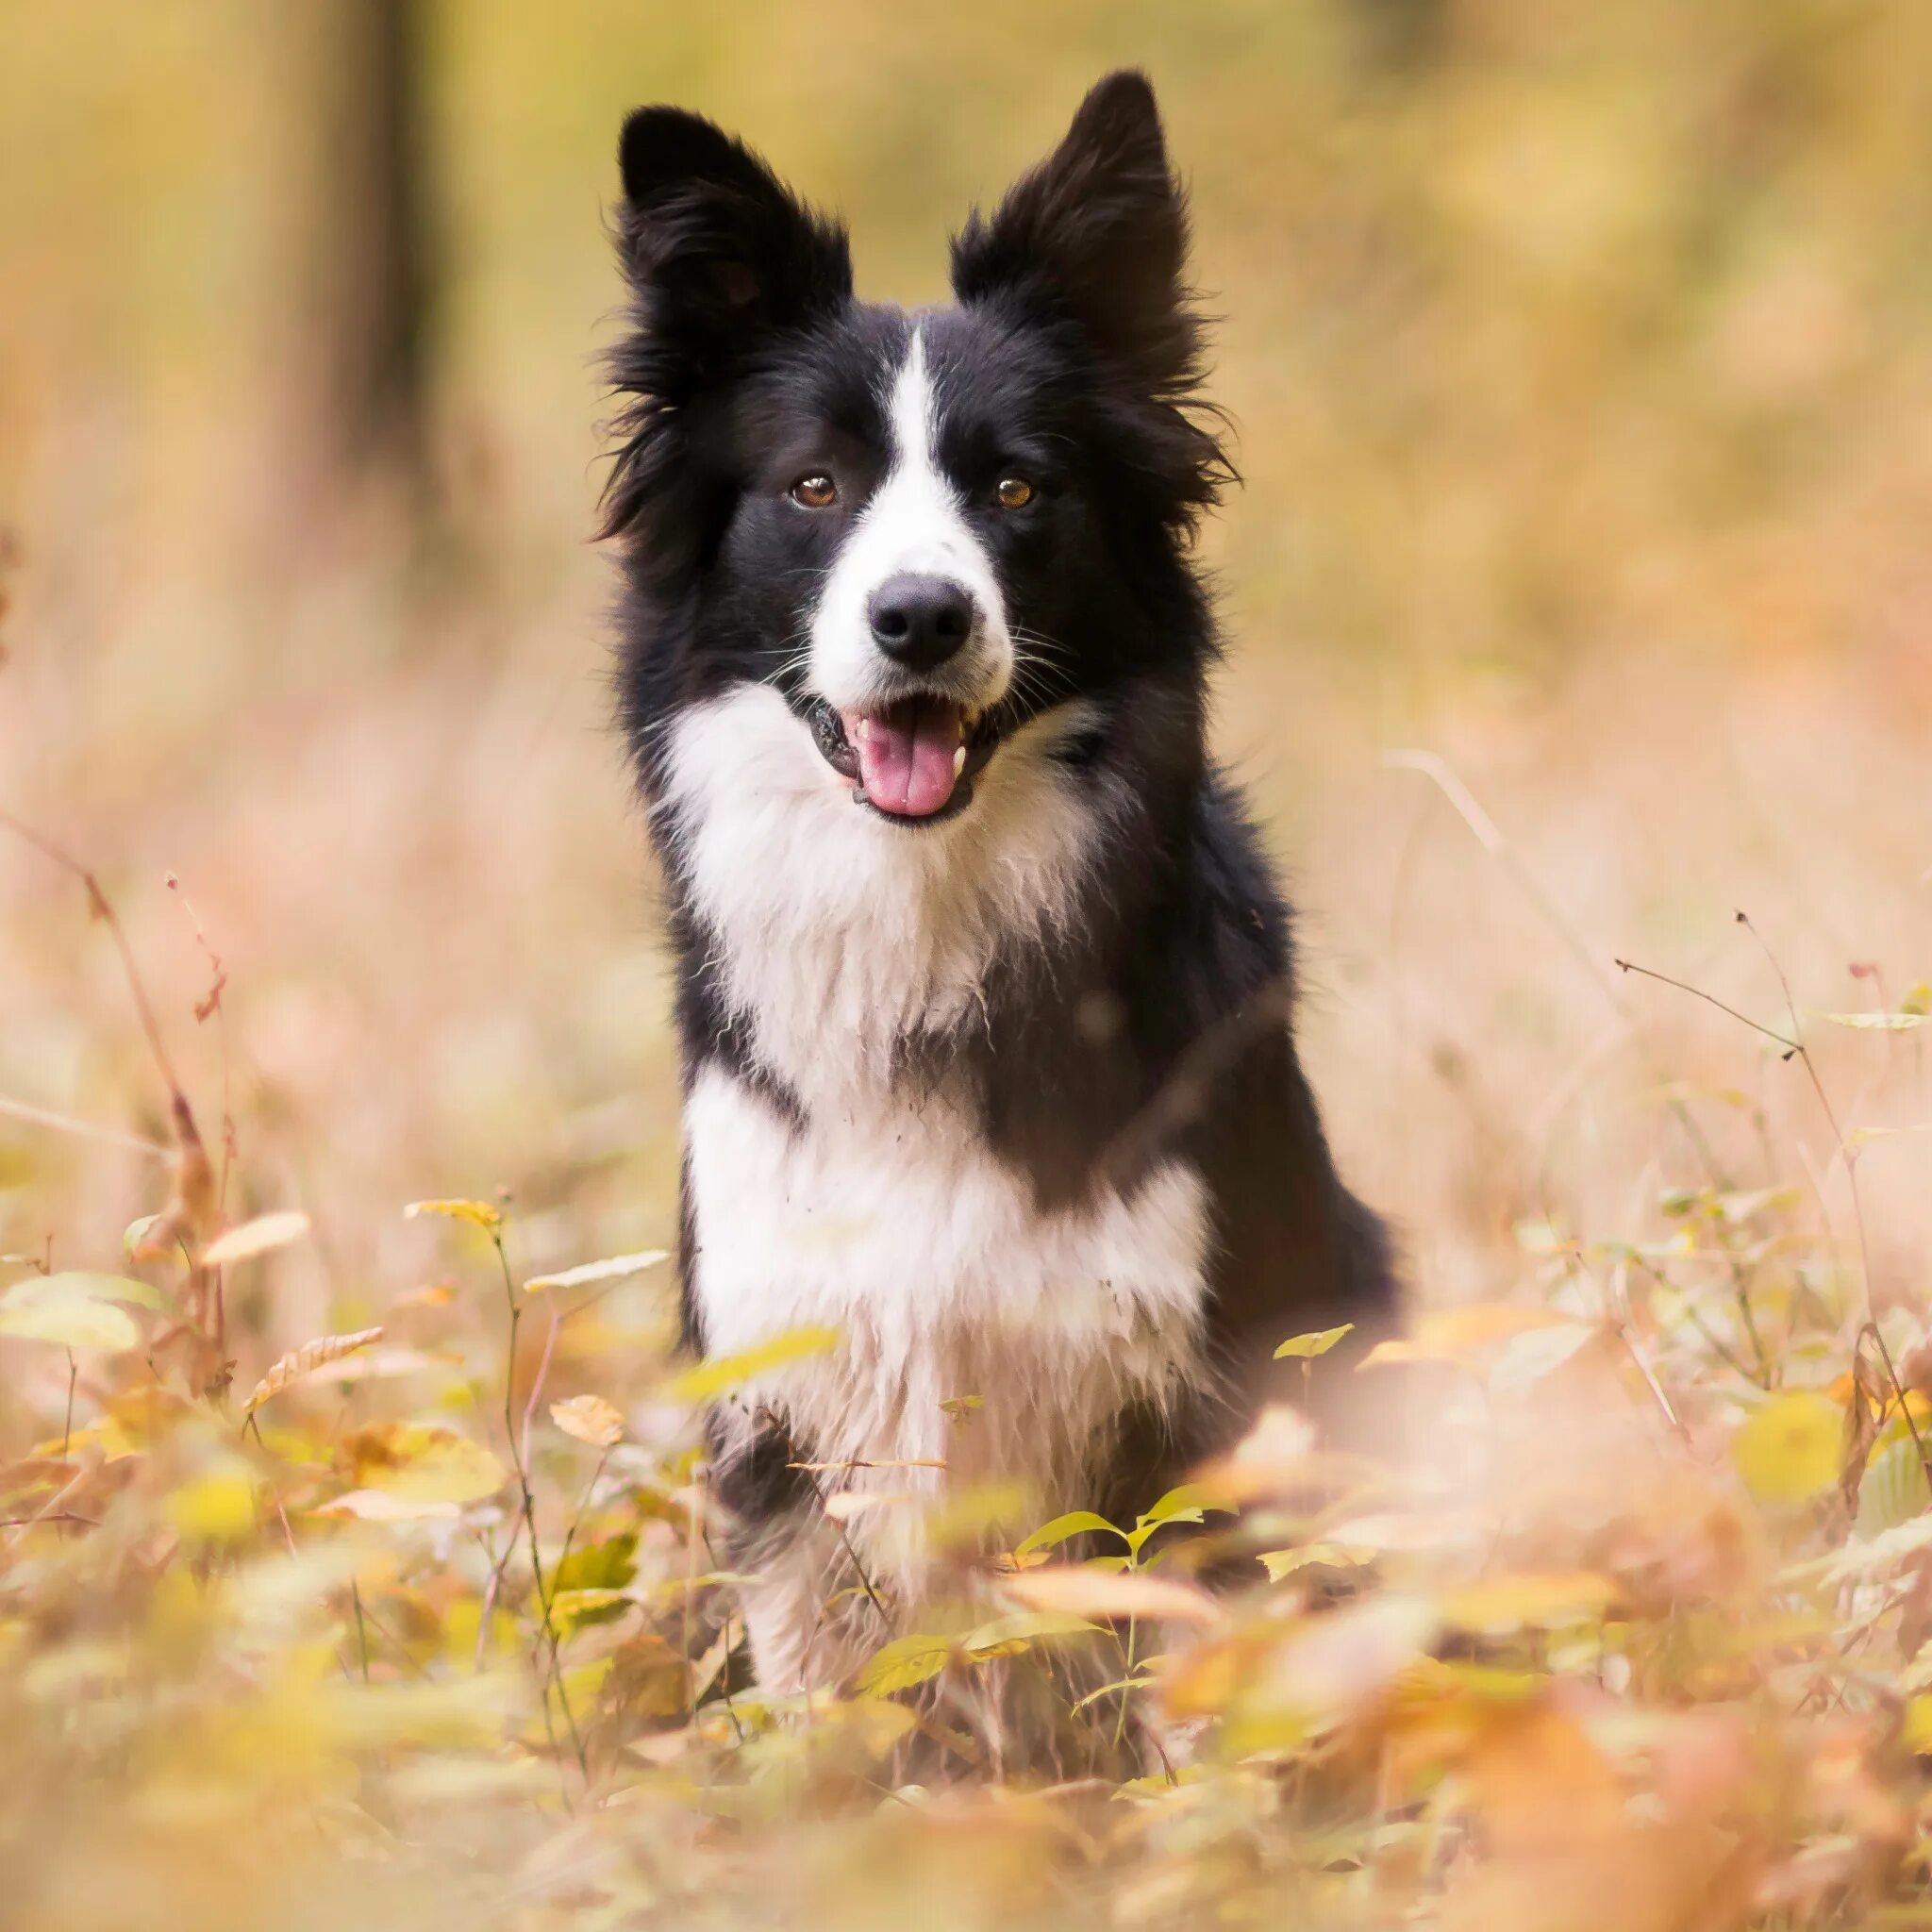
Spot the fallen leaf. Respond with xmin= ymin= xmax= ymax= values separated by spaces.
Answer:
xmin=242 ymin=1326 xmax=384 ymax=1414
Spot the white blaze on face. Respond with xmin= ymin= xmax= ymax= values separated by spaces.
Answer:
xmin=807 ymin=325 xmax=1013 ymax=715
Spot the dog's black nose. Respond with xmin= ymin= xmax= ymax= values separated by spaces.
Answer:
xmin=866 ymin=575 xmax=976 ymax=671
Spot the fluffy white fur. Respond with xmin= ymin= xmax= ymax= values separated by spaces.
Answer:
xmin=686 ymin=1062 xmax=1211 ymax=1690
xmin=661 ymin=680 xmax=1111 ymax=1116
xmin=664 ymin=671 xmax=1214 ymax=1697
xmin=807 ymin=327 xmax=1013 ymax=717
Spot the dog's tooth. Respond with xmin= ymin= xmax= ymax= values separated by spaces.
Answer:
xmin=952 ymin=744 xmax=967 ymax=778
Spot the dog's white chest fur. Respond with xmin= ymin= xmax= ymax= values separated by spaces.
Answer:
xmin=685 ymin=1066 xmax=1209 ymax=1530
xmin=665 ymin=683 xmax=1212 ymax=1552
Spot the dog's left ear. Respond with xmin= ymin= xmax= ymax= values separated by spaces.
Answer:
xmin=951 ymin=71 xmax=1199 ymax=398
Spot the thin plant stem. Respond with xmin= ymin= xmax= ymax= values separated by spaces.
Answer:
xmin=351 ymin=1582 xmax=372 ymax=1683
xmin=491 ymin=1228 xmax=589 ymax=1778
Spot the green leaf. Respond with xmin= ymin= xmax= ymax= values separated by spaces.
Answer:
xmin=854 ymin=1633 xmax=955 ymax=1696
xmin=961 ymin=1610 xmax=1106 ymax=1658
xmin=1070 ymin=1672 xmax=1158 ymax=1713
xmin=1013 ymin=1509 xmax=1124 ymax=1558
xmin=1274 ymin=1323 xmax=1356 ymax=1359
xmin=1821 ymin=1012 xmax=1931 ymax=1030
xmin=1137 ymin=1483 xmax=1234 ymax=1530
xmin=1126 ymin=1510 xmax=1201 ymax=1557
xmin=553 ymin=1533 xmax=639 ymax=1597
xmin=668 ymin=1324 xmax=840 ymax=1402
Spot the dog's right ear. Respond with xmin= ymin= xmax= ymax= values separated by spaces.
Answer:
xmin=614 ymin=108 xmax=851 ymax=388
xmin=603 ymin=109 xmax=850 ymax=550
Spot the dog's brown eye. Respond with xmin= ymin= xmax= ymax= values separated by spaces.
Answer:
xmin=995 ymin=476 xmax=1034 ymax=509
xmin=790 ymin=474 xmax=838 ymax=509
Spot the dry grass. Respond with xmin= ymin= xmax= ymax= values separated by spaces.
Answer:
xmin=5 ymin=536 xmax=1932 ymax=1927
xmin=8 ymin=5 xmax=1932 ymax=1924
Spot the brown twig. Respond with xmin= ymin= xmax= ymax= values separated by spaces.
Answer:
xmin=0 ymin=1092 xmax=170 ymax=1159
xmin=0 ymin=806 xmax=190 ymax=1105
xmin=1387 ymin=751 xmax=1739 ymax=1190
xmin=1613 ymin=957 xmax=1800 ymax=1058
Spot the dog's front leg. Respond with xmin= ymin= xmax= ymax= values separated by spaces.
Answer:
xmin=708 ymin=1404 xmax=891 ymax=1699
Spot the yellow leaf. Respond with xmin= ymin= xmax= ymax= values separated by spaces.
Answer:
xmin=404 ymin=1198 xmax=502 ymax=1232
xmin=668 ymin=1324 xmax=840 ymax=1402
xmin=550 ymin=1393 xmax=625 ymax=1448
xmin=1735 ymin=1391 xmax=1843 ymax=1507
xmin=1442 ymin=1571 xmax=1617 ymax=1633
xmin=961 ymin=1610 xmax=1106 ymax=1657
xmin=1905 ymin=1694 xmax=1932 ymax=1756
xmin=525 ymin=1250 xmax=669 ymax=1293
xmin=855 ymin=1632 xmax=956 ymax=1696
xmin=242 ymin=1326 xmax=384 ymax=1414
xmin=20 ymin=1270 xmax=169 ymax=1310
xmin=1358 ymin=1303 xmax=1573 ymax=1369
xmin=1259 ymin=1542 xmax=1376 ymax=1582
xmin=166 ymin=1467 xmax=258 ymax=1542
xmin=1274 ymin=1323 xmax=1355 ymax=1359
xmin=361 ymin=1425 xmax=508 ymax=1506
xmin=1014 ymin=1509 xmax=1123 ymax=1557
xmin=0 ymin=1277 xmax=139 ymax=1351
xmin=201 ymin=1209 xmax=312 ymax=1268
xmin=391 ymin=1281 xmax=457 ymax=1310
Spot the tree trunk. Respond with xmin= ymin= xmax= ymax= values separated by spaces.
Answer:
xmin=280 ymin=0 xmax=433 ymax=505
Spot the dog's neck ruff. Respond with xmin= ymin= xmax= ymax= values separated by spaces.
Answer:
xmin=661 ymin=680 xmax=1108 ymax=1117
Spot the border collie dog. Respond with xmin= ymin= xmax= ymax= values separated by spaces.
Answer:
xmin=605 ymin=71 xmax=1393 ymax=1699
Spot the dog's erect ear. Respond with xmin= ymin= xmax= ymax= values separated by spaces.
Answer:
xmin=604 ymin=108 xmax=851 ymax=550
xmin=614 ymin=106 xmax=852 ymax=386
xmin=951 ymin=72 xmax=1199 ymax=398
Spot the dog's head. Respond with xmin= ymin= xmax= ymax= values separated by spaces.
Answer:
xmin=606 ymin=71 xmax=1228 ymax=827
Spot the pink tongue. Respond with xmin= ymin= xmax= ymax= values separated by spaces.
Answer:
xmin=855 ymin=700 xmax=959 ymax=818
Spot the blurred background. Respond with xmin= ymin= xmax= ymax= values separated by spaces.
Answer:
xmin=5 ymin=0 xmax=1932 ymax=1351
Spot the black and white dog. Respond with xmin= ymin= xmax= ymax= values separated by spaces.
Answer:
xmin=605 ymin=72 xmax=1393 ymax=1699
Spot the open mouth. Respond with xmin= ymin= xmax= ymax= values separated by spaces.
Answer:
xmin=808 ymin=696 xmax=1001 ymax=824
